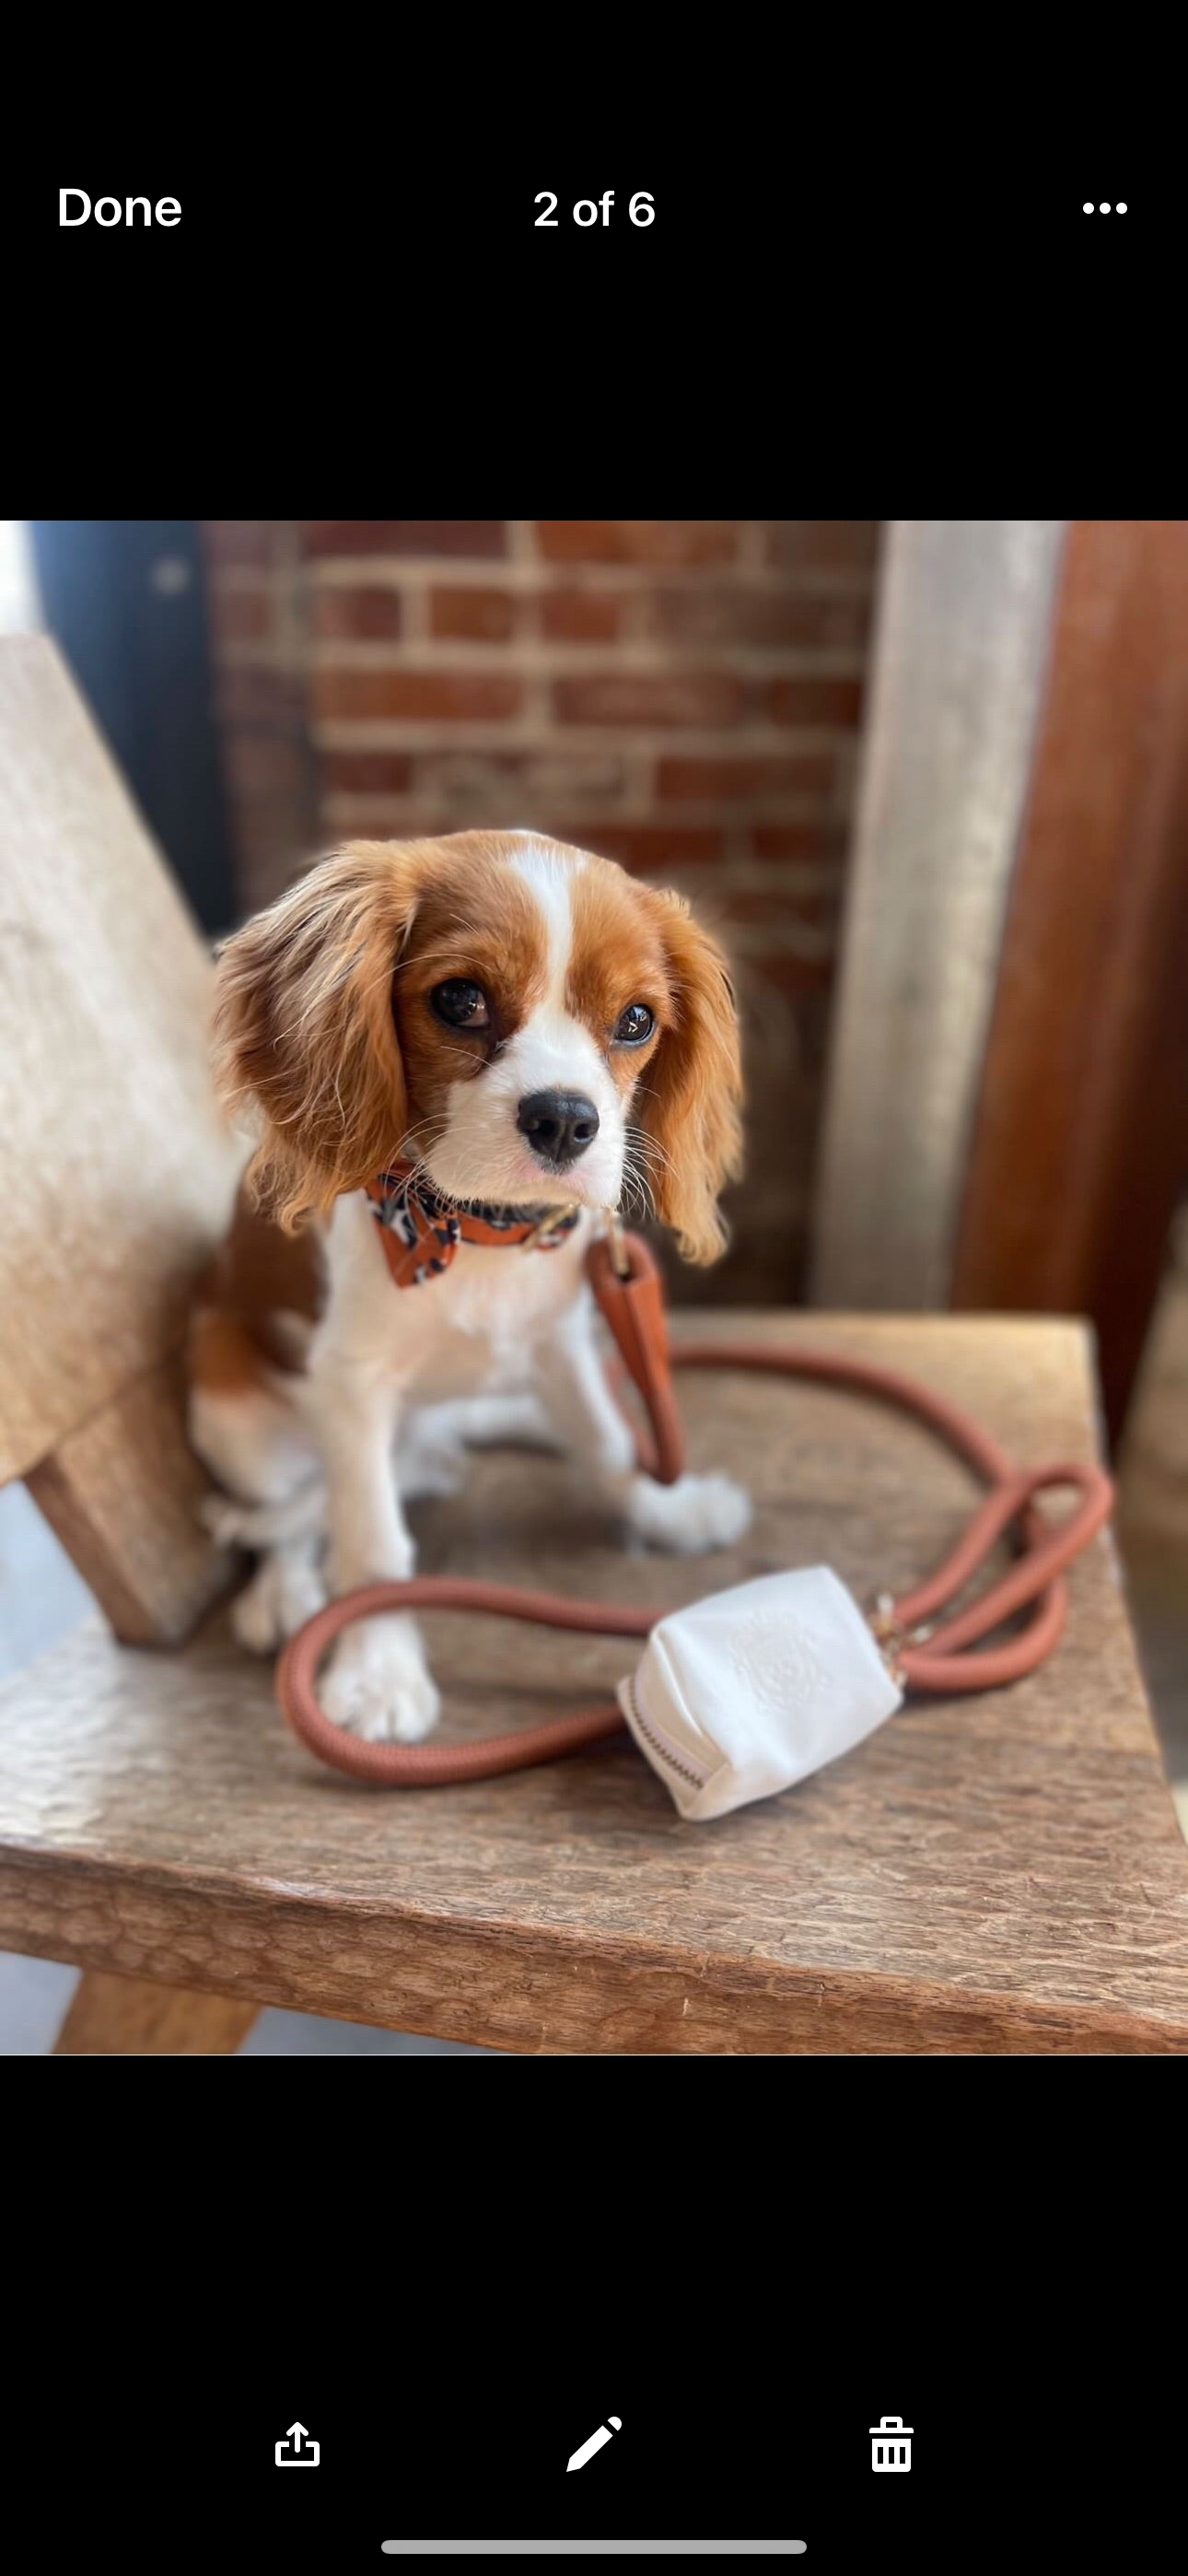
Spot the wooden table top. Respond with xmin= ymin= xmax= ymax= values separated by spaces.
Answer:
xmin=2 ymin=1313 xmax=1186 ymax=2052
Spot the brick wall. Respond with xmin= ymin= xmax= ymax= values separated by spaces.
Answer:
xmin=201 ymin=519 xmax=882 ymax=1302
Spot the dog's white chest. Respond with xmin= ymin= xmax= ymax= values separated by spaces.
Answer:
xmin=321 ymin=1193 xmax=593 ymax=1401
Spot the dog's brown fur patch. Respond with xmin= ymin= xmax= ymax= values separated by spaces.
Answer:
xmin=210 ymin=829 xmax=743 ymax=1264
xmin=392 ymin=839 xmax=552 ymax=1138
xmin=565 ymin=858 xmax=673 ymax=1095
xmin=192 ymin=1183 xmax=329 ymax=1382
xmin=567 ymin=858 xmax=743 ymax=1260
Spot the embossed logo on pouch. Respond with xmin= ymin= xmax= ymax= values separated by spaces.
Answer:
xmin=730 ymin=1608 xmax=828 ymax=1711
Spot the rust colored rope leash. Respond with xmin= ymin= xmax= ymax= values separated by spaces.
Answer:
xmin=275 ymin=1231 xmax=1114 ymax=1787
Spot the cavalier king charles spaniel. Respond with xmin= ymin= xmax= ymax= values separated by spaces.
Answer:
xmin=189 ymin=830 xmax=749 ymax=1745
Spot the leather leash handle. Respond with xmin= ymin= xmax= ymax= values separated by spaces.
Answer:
xmin=584 ymin=1232 xmax=685 ymax=1484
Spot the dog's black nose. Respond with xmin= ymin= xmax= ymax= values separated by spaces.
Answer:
xmin=516 ymin=1089 xmax=600 ymax=1167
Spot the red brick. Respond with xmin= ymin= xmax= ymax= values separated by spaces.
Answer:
xmin=216 ymin=668 xmax=309 ymax=727
xmin=413 ymin=751 xmax=529 ymax=793
xmin=228 ymin=790 xmax=320 ymax=876
xmin=651 ymin=586 xmax=869 ymax=650
xmin=320 ymin=751 xmax=414 ymax=795
xmin=301 ymin=522 xmax=506 ymax=557
xmin=239 ymin=847 xmax=326 ymax=913
xmin=764 ymin=521 xmax=880 ymax=571
xmin=548 ymin=825 xmax=726 ymax=872
xmin=553 ymin=673 xmax=743 ymax=727
xmin=751 ymin=824 xmax=845 ymax=861
xmin=751 ymin=951 xmax=836 ymax=994
xmin=766 ymin=677 xmax=865 ymax=727
xmin=401 ymin=752 xmax=628 ymax=813
xmin=657 ymin=755 xmax=834 ymax=802
xmin=723 ymin=886 xmax=842 ymax=928
xmin=536 ymin=522 xmax=741 ymax=567
xmin=224 ymin=735 xmax=308 ymax=797
xmin=208 ymin=586 xmax=272 ymax=644
xmin=312 ymin=671 xmax=522 ymax=720
xmin=539 ymin=591 xmax=624 ymax=641
xmin=202 ymin=521 xmax=272 ymax=565
xmin=429 ymin=587 xmax=516 ymax=641
xmin=319 ymin=809 xmax=419 ymax=839
xmin=234 ymin=810 xmax=307 ymax=881
xmin=314 ymin=587 xmax=402 ymax=640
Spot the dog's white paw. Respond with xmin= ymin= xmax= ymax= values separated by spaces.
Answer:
xmin=320 ymin=1613 xmax=442 ymax=1743
xmin=230 ymin=1550 xmax=328 ymax=1655
xmin=394 ymin=1429 xmax=468 ymax=1502
xmin=200 ymin=1492 xmax=254 ymax=1547
xmin=623 ymin=1469 xmax=751 ymax=1555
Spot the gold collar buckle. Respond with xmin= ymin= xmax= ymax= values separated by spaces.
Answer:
xmin=520 ymin=1204 xmax=578 ymax=1252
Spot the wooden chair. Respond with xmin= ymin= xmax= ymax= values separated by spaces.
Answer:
xmin=3 ymin=633 xmax=1187 ymax=2055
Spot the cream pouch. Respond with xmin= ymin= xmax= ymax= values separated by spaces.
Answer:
xmin=616 ymin=1566 xmax=903 ymax=1821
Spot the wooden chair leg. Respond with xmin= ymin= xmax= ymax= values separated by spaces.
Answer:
xmin=53 ymin=1971 xmax=258 ymax=2055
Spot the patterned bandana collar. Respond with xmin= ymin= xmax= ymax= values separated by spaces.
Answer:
xmin=366 ymin=1159 xmax=583 ymax=1290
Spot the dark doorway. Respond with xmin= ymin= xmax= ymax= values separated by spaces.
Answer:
xmin=29 ymin=520 xmax=236 ymax=936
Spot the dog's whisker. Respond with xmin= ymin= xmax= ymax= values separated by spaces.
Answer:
xmin=624 ymin=1123 xmax=674 ymax=1180
xmin=619 ymin=1151 xmax=658 ymax=1224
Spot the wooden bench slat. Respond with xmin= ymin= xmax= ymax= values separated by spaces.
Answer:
xmin=0 ymin=635 xmax=239 ymax=1478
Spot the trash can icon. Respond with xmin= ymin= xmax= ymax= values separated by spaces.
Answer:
xmin=869 ymin=2415 xmax=913 ymax=2472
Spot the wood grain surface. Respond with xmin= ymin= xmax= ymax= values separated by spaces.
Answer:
xmin=2 ymin=1313 xmax=1184 ymax=2052
xmin=0 ymin=635 xmax=240 ymax=1484
xmin=26 ymin=1353 xmax=239 ymax=1643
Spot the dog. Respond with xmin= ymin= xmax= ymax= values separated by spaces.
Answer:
xmin=188 ymin=829 xmax=749 ymax=1745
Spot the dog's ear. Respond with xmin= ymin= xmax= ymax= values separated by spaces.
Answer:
xmin=635 ymin=892 xmax=743 ymax=1264
xmin=212 ymin=841 xmax=421 ymax=1230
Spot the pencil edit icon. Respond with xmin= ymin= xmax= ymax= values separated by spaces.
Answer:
xmin=567 ymin=2416 xmax=622 ymax=2472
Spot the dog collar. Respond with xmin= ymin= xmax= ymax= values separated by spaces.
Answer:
xmin=367 ymin=1160 xmax=582 ymax=1289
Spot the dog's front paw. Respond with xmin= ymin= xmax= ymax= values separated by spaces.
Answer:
xmin=623 ymin=1469 xmax=751 ymax=1554
xmin=394 ymin=1425 xmax=467 ymax=1502
xmin=320 ymin=1612 xmax=441 ymax=1742
xmin=199 ymin=1491 xmax=254 ymax=1547
xmin=230 ymin=1550 xmax=328 ymax=1655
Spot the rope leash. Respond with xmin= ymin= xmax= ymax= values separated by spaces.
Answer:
xmin=274 ymin=1230 xmax=1114 ymax=1789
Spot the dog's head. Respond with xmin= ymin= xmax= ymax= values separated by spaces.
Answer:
xmin=214 ymin=830 xmax=743 ymax=1262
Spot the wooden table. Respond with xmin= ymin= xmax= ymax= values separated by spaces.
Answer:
xmin=2 ymin=1312 xmax=1186 ymax=2052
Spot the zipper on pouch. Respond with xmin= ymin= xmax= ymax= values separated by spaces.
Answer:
xmin=621 ymin=1669 xmax=713 ymax=1791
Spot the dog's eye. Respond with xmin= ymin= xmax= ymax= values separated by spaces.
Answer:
xmin=431 ymin=979 xmax=491 ymax=1030
xmin=612 ymin=1001 xmax=656 ymax=1046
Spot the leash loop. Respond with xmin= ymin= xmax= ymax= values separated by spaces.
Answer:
xmin=274 ymin=1232 xmax=1114 ymax=1786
